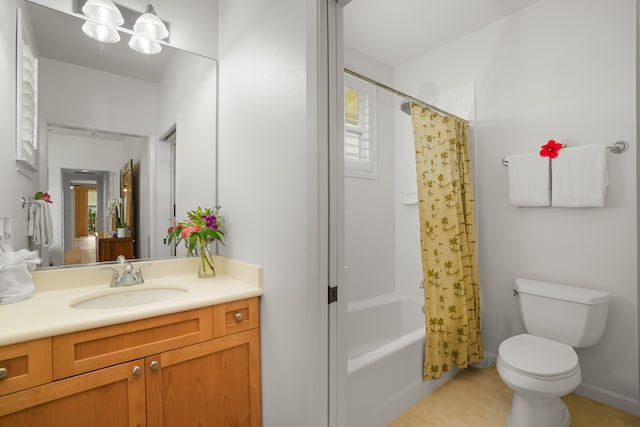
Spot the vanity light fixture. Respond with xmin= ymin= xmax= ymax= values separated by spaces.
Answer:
xmin=128 ymin=35 xmax=162 ymax=55
xmin=82 ymin=20 xmax=120 ymax=43
xmin=81 ymin=0 xmax=124 ymax=26
xmin=80 ymin=0 xmax=123 ymax=43
xmin=128 ymin=4 xmax=169 ymax=55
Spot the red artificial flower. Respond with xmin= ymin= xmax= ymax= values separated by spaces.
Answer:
xmin=40 ymin=192 xmax=52 ymax=203
xmin=540 ymin=139 xmax=564 ymax=158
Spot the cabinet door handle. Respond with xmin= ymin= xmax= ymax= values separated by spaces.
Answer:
xmin=0 ymin=367 xmax=7 ymax=380
xmin=149 ymin=360 xmax=160 ymax=371
xmin=132 ymin=366 xmax=142 ymax=376
xmin=235 ymin=313 xmax=243 ymax=321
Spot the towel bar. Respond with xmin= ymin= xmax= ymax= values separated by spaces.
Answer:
xmin=20 ymin=197 xmax=36 ymax=209
xmin=502 ymin=141 xmax=628 ymax=166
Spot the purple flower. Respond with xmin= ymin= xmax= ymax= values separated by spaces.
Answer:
xmin=203 ymin=215 xmax=218 ymax=230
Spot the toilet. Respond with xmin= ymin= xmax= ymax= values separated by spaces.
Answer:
xmin=497 ymin=278 xmax=611 ymax=427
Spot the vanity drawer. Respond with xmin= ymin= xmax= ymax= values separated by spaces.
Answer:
xmin=52 ymin=306 xmax=213 ymax=380
xmin=0 ymin=338 xmax=52 ymax=397
xmin=213 ymin=297 xmax=260 ymax=337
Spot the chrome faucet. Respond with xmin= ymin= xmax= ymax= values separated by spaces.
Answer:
xmin=101 ymin=255 xmax=145 ymax=287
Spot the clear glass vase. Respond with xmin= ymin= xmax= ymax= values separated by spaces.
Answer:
xmin=197 ymin=242 xmax=216 ymax=278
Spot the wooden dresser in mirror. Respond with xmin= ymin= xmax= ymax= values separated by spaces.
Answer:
xmin=95 ymin=233 xmax=134 ymax=262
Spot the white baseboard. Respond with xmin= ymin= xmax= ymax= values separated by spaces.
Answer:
xmin=485 ymin=351 xmax=640 ymax=416
xmin=575 ymin=383 xmax=640 ymax=416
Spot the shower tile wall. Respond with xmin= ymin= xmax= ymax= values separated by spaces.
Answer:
xmin=345 ymin=86 xmax=397 ymax=304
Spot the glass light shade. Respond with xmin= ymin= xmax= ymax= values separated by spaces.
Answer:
xmin=82 ymin=21 xmax=120 ymax=43
xmin=128 ymin=35 xmax=162 ymax=55
xmin=81 ymin=0 xmax=124 ymax=26
xmin=133 ymin=10 xmax=169 ymax=40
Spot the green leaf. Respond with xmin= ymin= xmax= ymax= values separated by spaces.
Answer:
xmin=187 ymin=233 xmax=198 ymax=255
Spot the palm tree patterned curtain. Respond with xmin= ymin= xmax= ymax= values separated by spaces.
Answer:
xmin=411 ymin=104 xmax=483 ymax=381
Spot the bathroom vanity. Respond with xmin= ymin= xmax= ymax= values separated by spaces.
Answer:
xmin=0 ymin=257 xmax=263 ymax=426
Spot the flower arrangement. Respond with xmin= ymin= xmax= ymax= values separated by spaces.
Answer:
xmin=107 ymin=198 xmax=122 ymax=220
xmin=166 ymin=207 xmax=224 ymax=278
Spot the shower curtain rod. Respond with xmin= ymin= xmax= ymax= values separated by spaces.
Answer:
xmin=344 ymin=68 xmax=468 ymax=123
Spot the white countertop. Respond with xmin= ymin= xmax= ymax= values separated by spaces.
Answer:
xmin=0 ymin=256 xmax=263 ymax=346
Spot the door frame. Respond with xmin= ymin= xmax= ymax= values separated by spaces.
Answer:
xmin=326 ymin=0 xmax=348 ymax=426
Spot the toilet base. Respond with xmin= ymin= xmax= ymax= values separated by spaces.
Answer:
xmin=507 ymin=392 xmax=570 ymax=427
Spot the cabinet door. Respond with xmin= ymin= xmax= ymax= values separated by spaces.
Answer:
xmin=0 ymin=338 xmax=51 ymax=397
xmin=0 ymin=359 xmax=146 ymax=427
xmin=146 ymin=329 xmax=261 ymax=427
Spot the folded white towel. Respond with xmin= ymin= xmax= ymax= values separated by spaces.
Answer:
xmin=508 ymin=152 xmax=550 ymax=206
xmin=551 ymin=144 xmax=607 ymax=207
xmin=0 ymin=245 xmax=40 ymax=304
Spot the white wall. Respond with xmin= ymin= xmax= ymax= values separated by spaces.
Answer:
xmin=157 ymin=51 xmax=217 ymax=239
xmin=394 ymin=0 xmax=638 ymax=413
xmin=0 ymin=0 xmax=39 ymax=252
xmin=39 ymin=58 xmax=158 ymax=136
xmin=343 ymin=47 xmax=396 ymax=303
xmin=218 ymin=0 xmax=325 ymax=425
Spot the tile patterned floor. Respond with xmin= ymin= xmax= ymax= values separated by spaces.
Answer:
xmin=387 ymin=367 xmax=640 ymax=427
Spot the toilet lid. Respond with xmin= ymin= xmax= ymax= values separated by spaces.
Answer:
xmin=499 ymin=334 xmax=578 ymax=378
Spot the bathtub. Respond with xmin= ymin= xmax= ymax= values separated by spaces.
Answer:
xmin=346 ymin=294 xmax=459 ymax=427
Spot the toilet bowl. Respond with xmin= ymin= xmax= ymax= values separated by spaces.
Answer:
xmin=497 ymin=279 xmax=611 ymax=427
xmin=497 ymin=334 xmax=581 ymax=427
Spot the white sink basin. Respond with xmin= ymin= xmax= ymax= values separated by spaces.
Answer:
xmin=70 ymin=287 xmax=187 ymax=310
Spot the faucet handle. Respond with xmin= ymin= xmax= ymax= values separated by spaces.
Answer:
xmin=134 ymin=263 xmax=152 ymax=284
xmin=100 ymin=266 xmax=121 ymax=286
xmin=116 ymin=255 xmax=126 ymax=264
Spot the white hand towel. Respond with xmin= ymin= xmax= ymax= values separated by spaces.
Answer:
xmin=27 ymin=203 xmax=37 ymax=238
xmin=27 ymin=201 xmax=54 ymax=247
xmin=31 ymin=203 xmax=41 ymax=245
xmin=508 ymin=153 xmax=550 ymax=206
xmin=39 ymin=200 xmax=53 ymax=247
xmin=551 ymin=144 xmax=607 ymax=207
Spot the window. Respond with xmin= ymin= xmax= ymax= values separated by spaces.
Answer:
xmin=344 ymin=74 xmax=376 ymax=178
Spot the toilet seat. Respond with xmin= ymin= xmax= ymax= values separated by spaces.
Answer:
xmin=499 ymin=334 xmax=579 ymax=380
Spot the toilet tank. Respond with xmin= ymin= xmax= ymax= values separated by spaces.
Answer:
xmin=515 ymin=278 xmax=611 ymax=348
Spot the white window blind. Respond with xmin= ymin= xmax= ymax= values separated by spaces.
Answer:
xmin=15 ymin=7 xmax=39 ymax=171
xmin=344 ymin=74 xmax=376 ymax=178
xmin=21 ymin=42 xmax=38 ymax=153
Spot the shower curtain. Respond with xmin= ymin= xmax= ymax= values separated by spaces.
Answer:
xmin=411 ymin=104 xmax=483 ymax=381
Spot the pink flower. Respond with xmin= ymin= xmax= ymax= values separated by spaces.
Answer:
xmin=40 ymin=193 xmax=52 ymax=203
xmin=181 ymin=226 xmax=202 ymax=239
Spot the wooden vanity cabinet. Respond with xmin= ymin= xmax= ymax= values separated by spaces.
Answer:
xmin=0 ymin=359 xmax=146 ymax=427
xmin=0 ymin=297 xmax=261 ymax=427
xmin=146 ymin=328 xmax=261 ymax=426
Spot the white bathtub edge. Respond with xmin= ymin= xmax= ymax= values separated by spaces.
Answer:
xmin=348 ymin=327 xmax=424 ymax=374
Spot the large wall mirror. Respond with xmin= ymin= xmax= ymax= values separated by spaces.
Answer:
xmin=20 ymin=1 xmax=218 ymax=268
